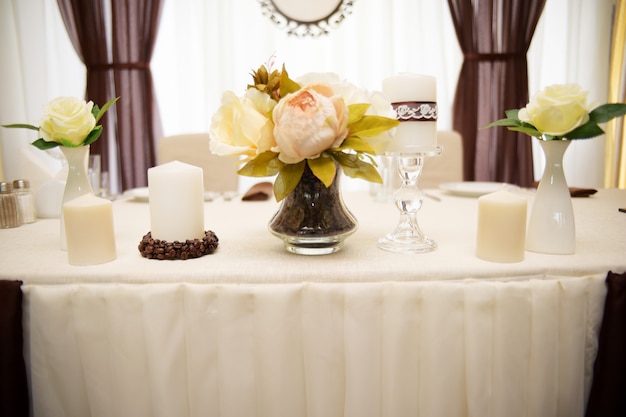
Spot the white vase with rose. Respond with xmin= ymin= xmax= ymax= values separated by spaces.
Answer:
xmin=486 ymin=84 xmax=626 ymax=254
xmin=3 ymin=96 xmax=118 ymax=249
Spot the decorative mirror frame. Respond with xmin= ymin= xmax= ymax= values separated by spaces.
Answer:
xmin=259 ymin=0 xmax=356 ymax=37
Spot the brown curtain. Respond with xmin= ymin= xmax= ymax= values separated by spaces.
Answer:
xmin=57 ymin=0 xmax=163 ymax=191
xmin=56 ymin=0 xmax=112 ymax=166
xmin=447 ymin=0 xmax=545 ymax=186
xmin=0 ymin=281 xmax=28 ymax=417
xmin=585 ymin=270 xmax=626 ymax=417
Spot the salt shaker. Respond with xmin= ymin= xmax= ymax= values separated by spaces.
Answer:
xmin=13 ymin=179 xmax=37 ymax=223
xmin=0 ymin=182 xmax=21 ymax=228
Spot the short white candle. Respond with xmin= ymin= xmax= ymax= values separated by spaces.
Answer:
xmin=382 ymin=73 xmax=438 ymax=153
xmin=148 ymin=161 xmax=205 ymax=242
xmin=476 ymin=190 xmax=527 ymax=263
xmin=63 ymin=194 xmax=116 ymax=266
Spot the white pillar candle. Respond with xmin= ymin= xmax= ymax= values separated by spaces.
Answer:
xmin=476 ymin=190 xmax=527 ymax=263
xmin=148 ymin=161 xmax=205 ymax=242
xmin=382 ymin=74 xmax=438 ymax=153
xmin=63 ymin=194 xmax=116 ymax=266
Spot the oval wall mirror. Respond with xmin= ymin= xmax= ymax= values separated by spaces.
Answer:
xmin=259 ymin=0 xmax=356 ymax=37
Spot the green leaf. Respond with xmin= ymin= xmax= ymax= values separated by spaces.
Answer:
xmin=333 ymin=153 xmax=383 ymax=183
xmin=274 ymin=161 xmax=305 ymax=201
xmin=83 ymin=125 xmax=103 ymax=146
xmin=278 ymin=65 xmax=301 ymax=99
xmin=2 ymin=123 xmax=40 ymax=131
xmin=482 ymin=118 xmax=522 ymax=129
xmin=505 ymin=109 xmax=520 ymax=119
xmin=349 ymin=115 xmax=399 ymax=138
xmin=506 ymin=125 xmax=543 ymax=137
xmin=59 ymin=137 xmax=76 ymax=147
xmin=589 ymin=103 xmax=626 ymax=124
xmin=347 ymin=103 xmax=370 ymax=124
xmin=565 ymin=122 xmax=605 ymax=139
xmin=237 ymin=151 xmax=283 ymax=177
xmin=334 ymin=136 xmax=376 ymax=154
xmin=307 ymin=154 xmax=337 ymax=187
xmin=357 ymin=151 xmax=379 ymax=167
xmin=94 ymin=97 xmax=119 ymax=124
xmin=30 ymin=138 xmax=60 ymax=150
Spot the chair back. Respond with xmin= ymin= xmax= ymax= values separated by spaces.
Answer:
xmin=157 ymin=133 xmax=239 ymax=192
xmin=420 ymin=130 xmax=464 ymax=189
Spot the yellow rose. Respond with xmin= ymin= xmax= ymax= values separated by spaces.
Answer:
xmin=518 ymin=84 xmax=591 ymax=137
xmin=39 ymin=97 xmax=96 ymax=146
xmin=209 ymin=89 xmax=276 ymax=158
xmin=272 ymin=85 xmax=348 ymax=164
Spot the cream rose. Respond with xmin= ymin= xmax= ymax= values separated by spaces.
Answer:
xmin=38 ymin=97 xmax=96 ymax=146
xmin=272 ymin=85 xmax=349 ymax=164
xmin=209 ymin=88 xmax=277 ymax=158
xmin=518 ymin=84 xmax=591 ymax=137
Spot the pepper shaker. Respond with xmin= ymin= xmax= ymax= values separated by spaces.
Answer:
xmin=13 ymin=179 xmax=37 ymax=223
xmin=0 ymin=182 xmax=21 ymax=228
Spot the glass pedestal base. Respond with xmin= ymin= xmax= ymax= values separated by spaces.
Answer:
xmin=377 ymin=216 xmax=438 ymax=254
xmin=272 ymin=231 xmax=356 ymax=255
xmin=377 ymin=147 xmax=441 ymax=254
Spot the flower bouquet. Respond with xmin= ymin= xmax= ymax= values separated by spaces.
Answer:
xmin=209 ymin=63 xmax=399 ymax=254
xmin=209 ymin=64 xmax=399 ymax=202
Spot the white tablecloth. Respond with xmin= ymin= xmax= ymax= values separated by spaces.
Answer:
xmin=2 ymin=189 xmax=625 ymax=284
xmin=2 ymin=188 xmax=625 ymax=417
xmin=24 ymin=278 xmax=606 ymax=417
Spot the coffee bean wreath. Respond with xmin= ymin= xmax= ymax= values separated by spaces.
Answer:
xmin=138 ymin=230 xmax=219 ymax=260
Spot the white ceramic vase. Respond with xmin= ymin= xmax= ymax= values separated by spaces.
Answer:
xmin=60 ymin=145 xmax=94 ymax=250
xmin=526 ymin=139 xmax=575 ymax=254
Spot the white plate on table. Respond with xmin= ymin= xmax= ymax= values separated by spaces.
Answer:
xmin=123 ymin=187 xmax=150 ymax=202
xmin=439 ymin=181 xmax=513 ymax=197
xmin=123 ymin=187 xmax=236 ymax=202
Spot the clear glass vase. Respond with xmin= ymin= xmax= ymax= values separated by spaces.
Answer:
xmin=268 ymin=164 xmax=358 ymax=255
xmin=526 ymin=139 xmax=575 ymax=254
xmin=60 ymin=145 xmax=94 ymax=250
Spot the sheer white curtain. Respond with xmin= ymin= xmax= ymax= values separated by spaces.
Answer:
xmin=151 ymin=0 xmax=461 ymax=135
xmin=0 ymin=0 xmax=84 ymax=187
xmin=0 ymin=0 xmax=616 ymax=191
xmin=528 ymin=0 xmax=615 ymax=187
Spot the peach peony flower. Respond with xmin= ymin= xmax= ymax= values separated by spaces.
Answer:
xmin=272 ymin=85 xmax=348 ymax=164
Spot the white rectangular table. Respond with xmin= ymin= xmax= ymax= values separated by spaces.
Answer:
xmin=1 ymin=188 xmax=625 ymax=417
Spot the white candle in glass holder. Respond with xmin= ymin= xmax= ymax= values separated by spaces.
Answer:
xmin=382 ymin=73 xmax=438 ymax=153
xmin=476 ymin=190 xmax=527 ymax=263
xmin=148 ymin=161 xmax=205 ymax=242
xmin=63 ymin=193 xmax=116 ymax=266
